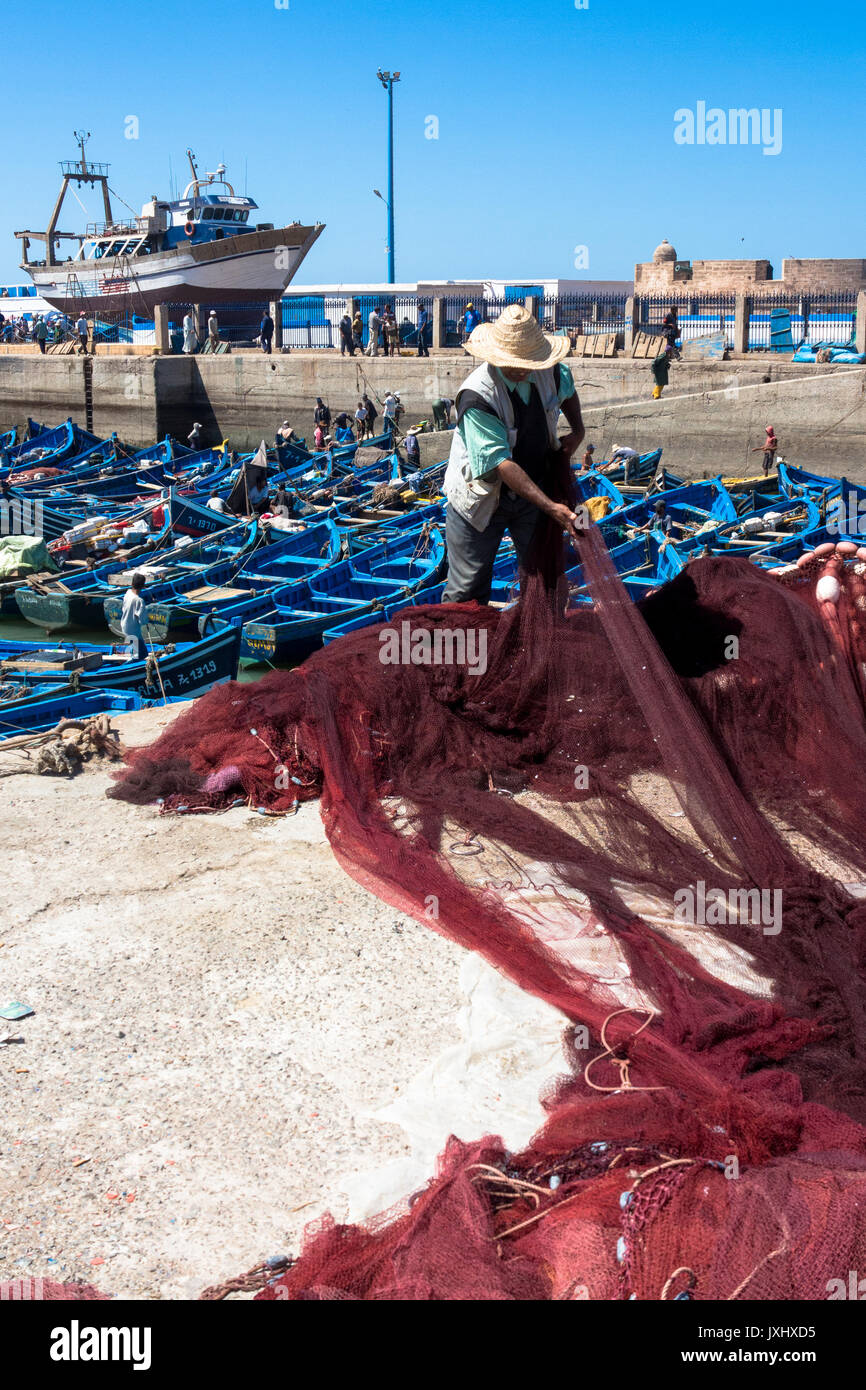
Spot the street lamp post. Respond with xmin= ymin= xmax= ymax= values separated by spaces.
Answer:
xmin=375 ymin=68 xmax=400 ymax=284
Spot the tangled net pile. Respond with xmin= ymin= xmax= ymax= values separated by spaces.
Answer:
xmin=110 ymin=455 xmax=866 ymax=1300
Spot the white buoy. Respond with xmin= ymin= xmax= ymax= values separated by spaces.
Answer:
xmin=816 ymin=575 xmax=841 ymax=605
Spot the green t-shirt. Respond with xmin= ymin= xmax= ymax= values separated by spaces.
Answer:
xmin=460 ymin=365 xmax=575 ymax=479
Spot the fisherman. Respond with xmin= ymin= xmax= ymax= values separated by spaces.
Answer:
xmin=431 ymin=396 xmax=452 ymax=431
xmin=276 ymin=419 xmax=296 ymax=446
xmin=182 ymin=312 xmax=198 ymax=354
xmin=259 ymin=308 xmax=275 ymax=355
xmin=34 ymin=316 xmax=48 ymax=354
xmin=464 ymin=302 xmax=481 ymax=338
xmin=366 ymin=306 xmax=381 ymax=357
xmin=385 ymin=307 xmax=400 ymax=357
xmin=207 ymin=310 xmax=219 ymax=349
xmin=339 ymin=312 xmax=354 ymax=356
xmin=662 ymin=308 xmax=679 ymax=352
xmin=120 ymin=573 xmax=147 ymax=661
xmin=382 ymin=391 xmax=398 ymax=436
xmin=75 ymin=312 xmax=89 ymax=355
xmin=354 ymin=400 xmax=368 ymax=435
xmin=271 ymin=484 xmax=293 ymax=519
xmin=314 ymin=423 xmax=326 ymax=451
xmin=405 ymin=426 xmax=421 ymax=467
xmin=635 ymin=498 xmax=673 ymax=543
xmin=581 ymin=442 xmax=595 ymax=470
xmin=188 ymin=422 xmax=203 ymax=450
xmin=352 ymin=309 xmax=363 ymax=353
xmin=206 ymin=489 xmax=229 ymax=514
xmin=651 ymin=349 xmax=670 ymax=399
xmin=362 ymin=394 xmax=378 ymax=438
xmin=334 ymin=418 xmax=355 ymax=444
xmin=442 ymin=303 xmax=585 ymax=604
xmin=314 ymin=398 xmax=331 ymax=431
xmin=417 ymin=301 xmax=430 ymax=357
xmin=247 ymin=475 xmax=270 ymax=514
xmin=606 ymin=443 xmax=640 ymax=482
xmin=752 ymin=425 xmax=779 ymax=477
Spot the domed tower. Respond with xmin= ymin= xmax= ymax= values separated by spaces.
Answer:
xmin=635 ymin=239 xmax=682 ymax=289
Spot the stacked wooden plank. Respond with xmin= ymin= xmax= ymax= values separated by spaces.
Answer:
xmin=570 ymin=332 xmax=618 ymax=358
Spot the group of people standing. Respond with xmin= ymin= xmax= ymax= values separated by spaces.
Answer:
xmin=335 ymin=303 xmax=434 ymax=358
xmin=182 ymin=310 xmax=222 ymax=354
xmin=0 ymin=311 xmax=89 ymax=352
xmin=310 ymin=393 xmax=389 ymax=447
xmin=364 ymin=305 xmax=404 ymax=358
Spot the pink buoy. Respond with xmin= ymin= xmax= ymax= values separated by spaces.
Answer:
xmin=836 ymin=541 xmax=858 ymax=556
xmin=856 ymin=547 xmax=866 ymax=563
xmin=814 ymin=542 xmax=836 ymax=557
xmin=796 ymin=552 xmax=816 ymax=568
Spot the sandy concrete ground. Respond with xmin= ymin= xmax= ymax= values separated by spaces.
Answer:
xmin=0 ymin=705 xmax=565 ymax=1300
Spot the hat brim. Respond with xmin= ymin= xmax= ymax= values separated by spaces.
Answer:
xmin=464 ymin=323 xmax=572 ymax=370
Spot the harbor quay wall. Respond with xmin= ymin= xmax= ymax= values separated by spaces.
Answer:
xmin=577 ymin=365 xmax=866 ymax=480
xmin=0 ymin=354 xmax=159 ymax=445
xmin=0 ymin=352 xmax=864 ymax=478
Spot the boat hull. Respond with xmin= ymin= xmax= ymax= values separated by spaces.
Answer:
xmin=26 ymin=224 xmax=324 ymax=314
xmin=0 ymin=624 xmax=242 ymax=701
xmin=15 ymin=588 xmax=103 ymax=632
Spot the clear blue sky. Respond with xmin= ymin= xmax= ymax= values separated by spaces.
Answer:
xmin=1 ymin=0 xmax=863 ymax=285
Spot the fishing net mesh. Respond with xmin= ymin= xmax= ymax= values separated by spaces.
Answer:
xmin=109 ymin=456 xmax=866 ymax=1300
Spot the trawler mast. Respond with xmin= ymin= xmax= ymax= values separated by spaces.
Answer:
xmin=16 ymin=131 xmax=114 ymax=269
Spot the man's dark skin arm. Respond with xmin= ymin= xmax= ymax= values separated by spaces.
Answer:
xmin=494 ymin=387 xmax=586 ymax=547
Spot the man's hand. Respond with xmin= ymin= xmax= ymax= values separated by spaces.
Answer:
xmin=547 ymin=501 xmax=583 ymax=550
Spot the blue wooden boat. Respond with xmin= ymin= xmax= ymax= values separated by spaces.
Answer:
xmin=342 ymin=502 xmax=445 ymax=546
xmin=103 ymin=517 xmax=344 ymax=642
xmin=0 ymin=618 xmax=241 ymax=700
xmin=594 ymin=447 xmax=664 ymax=486
xmin=0 ymin=676 xmax=63 ymax=707
xmin=241 ymin=523 xmax=446 ymax=662
xmin=167 ymin=488 xmax=251 ymax=538
xmin=777 ymin=461 xmax=844 ymax=502
xmin=0 ymin=688 xmax=147 ymax=742
xmin=20 ymin=441 xmax=215 ymax=504
xmin=20 ymin=518 xmax=259 ymax=634
xmin=596 ymin=477 xmax=739 ymax=550
xmin=671 ymin=493 xmax=822 ymax=564
xmin=322 ymin=581 xmax=447 ymax=645
xmin=572 ymin=469 xmax=625 ymax=514
xmin=321 ymin=531 xmax=679 ymax=643
xmin=564 ymin=533 xmax=684 ymax=607
xmin=1 ymin=420 xmax=105 ymax=476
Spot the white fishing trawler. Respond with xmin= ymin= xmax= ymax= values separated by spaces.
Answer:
xmin=14 ymin=134 xmax=324 ymax=314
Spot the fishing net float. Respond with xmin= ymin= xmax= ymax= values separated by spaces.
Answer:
xmin=109 ymin=452 xmax=866 ymax=1301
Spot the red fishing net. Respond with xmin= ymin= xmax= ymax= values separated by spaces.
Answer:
xmin=109 ymin=456 xmax=866 ymax=1300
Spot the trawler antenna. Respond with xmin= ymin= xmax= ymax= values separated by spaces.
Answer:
xmin=186 ymin=148 xmax=199 ymax=182
xmin=73 ymin=129 xmax=91 ymax=175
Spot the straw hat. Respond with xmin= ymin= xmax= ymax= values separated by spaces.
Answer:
xmin=465 ymin=304 xmax=571 ymax=370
